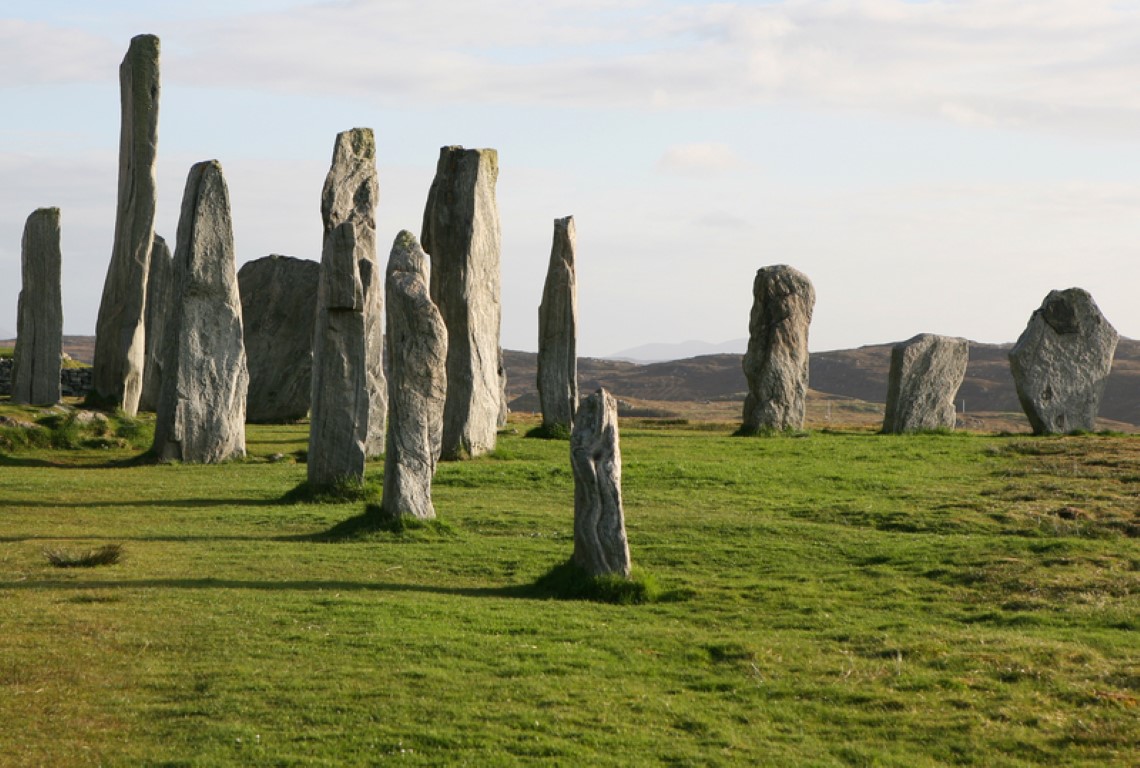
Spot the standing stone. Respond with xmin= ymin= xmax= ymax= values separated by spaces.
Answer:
xmin=238 ymin=255 xmax=320 ymax=423
xmin=571 ymin=388 xmax=631 ymax=578
xmin=316 ymin=128 xmax=385 ymax=457
xmin=381 ymin=231 xmax=448 ymax=520
xmin=498 ymin=347 xmax=510 ymax=428
xmin=882 ymin=334 xmax=968 ymax=433
xmin=11 ymin=208 xmax=63 ymax=405
xmin=740 ymin=265 xmax=815 ymax=433
xmin=93 ymin=33 xmax=160 ymax=415
xmin=537 ymin=216 xmax=578 ymax=432
xmin=307 ymin=131 xmax=381 ymax=487
xmin=138 ymin=234 xmax=172 ymax=412
xmin=421 ymin=145 xmax=502 ymax=459
xmin=1009 ymin=288 xmax=1118 ymax=435
xmin=152 ymin=161 xmax=248 ymax=463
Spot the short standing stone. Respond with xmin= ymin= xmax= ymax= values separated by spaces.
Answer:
xmin=11 ymin=208 xmax=63 ymax=405
xmin=382 ymin=231 xmax=448 ymax=520
xmin=538 ymin=216 xmax=578 ymax=432
xmin=882 ymin=334 xmax=968 ymax=433
xmin=93 ymin=33 xmax=160 ymax=416
xmin=138 ymin=234 xmax=172 ymax=412
xmin=741 ymin=265 xmax=815 ymax=433
xmin=1009 ymin=288 xmax=1118 ymax=434
xmin=238 ymin=255 xmax=320 ymax=423
xmin=421 ymin=145 xmax=502 ymax=459
xmin=152 ymin=160 xmax=248 ymax=463
xmin=570 ymin=388 xmax=631 ymax=578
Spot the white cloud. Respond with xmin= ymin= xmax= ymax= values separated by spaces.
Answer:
xmin=657 ymin=143 xmax=741 ymax=175
xmin=140 ymin=0 xmax=1140 ymax=139
xmin=9 ymin=1 xmax=1140 ymax=138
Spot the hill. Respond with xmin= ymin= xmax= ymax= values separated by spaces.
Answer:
xmin=9 ymin=334 xmax=1137 ymax=428
xmin=507 ymin=338 xmax=1140 ymax=429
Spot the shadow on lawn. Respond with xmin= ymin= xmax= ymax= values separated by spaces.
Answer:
xmin=0 ymin=453 xmax=150 ymax=470
xmin=0 ymin=577 xmax=538 ymax=600
xmin=0 ymin=497 xmax=287 ymax=511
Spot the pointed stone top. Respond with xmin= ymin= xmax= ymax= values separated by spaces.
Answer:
xmin=388 ymin=230 xmax=430 ymax=279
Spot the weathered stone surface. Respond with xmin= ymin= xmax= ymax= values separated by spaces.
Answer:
xmin=320 ymin=128 xmax=385 ymax=456
xmin=882 ymin=333 xmax=968 ymax=433
xmin=537 ymin=216 xmax=578 ymax=432
xmin=382 ymin=231 xmax=448 ymax=520
xmin=741 ymin=265 xmax=815 ymax=433
xmin=571 ymin=388 xmax=632 ymax=578
xmin=308 ymin=222 xmax=367 ymax=487
xmin=11 ymin=208 xmax=63 ymax=405
xmin=238 ymin=255 xmax=319 ymax=423
xmin=138 ymin=234 xmax=172 ymax=412
xmin=421 ymin=145 xmax=502 ymax=459
xmin=307 ymin=129 xmax=383 ymax=487
xmin=152 ymin=160 xmax=248 ymax=463
xmin=1009 ymin=288 xmax=1118 ymax=434
xmin=93 ymin=33 xmax=160 ymax=416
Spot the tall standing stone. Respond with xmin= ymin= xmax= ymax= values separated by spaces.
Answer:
xmin=138 ymin=234 xmax=172 ymax=412
xmin=11 ymin=208 xmax=63 ymax=405
xmin=238 ymin=255 xmax=320 ymax=423
xmin=740 ymin=265 xmax=815 ymax=434
xmin=308 ymin=129 xmax=383 ymax=487
xmin=421 ymin=145 xmax=502 ymax=459
xmin=537 ymin=215 xmax=578 ymax=432
xmin=1008 ymin=288 xmax=1118 ymax=435
xmin=570 ymin=388 xmax=631 ymax=578
xmin=93 ymin=33 xmax=160 ymax=416
xmin=316 ymin=128 xmax=385 ymax=456
xmin=381 ymin=231 xmax=448 ymax=520
xmin=152 ymin=161 xmax=248 ymax=463
xmin=882 ymin=333 xmax=968 ymax=433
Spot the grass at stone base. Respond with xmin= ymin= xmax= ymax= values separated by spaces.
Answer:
xmin=0 ymin=409 xmax=1137 ymax=766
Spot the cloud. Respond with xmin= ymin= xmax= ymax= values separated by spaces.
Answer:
xmin=9 ymin=1 xmax=1140 ymax=138
xmin=136 ymin=0 xmax=1140 ymax=140
xmin=657 ymin=143 xmax=741 ymax=176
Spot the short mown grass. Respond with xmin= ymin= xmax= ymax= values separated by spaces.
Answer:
xmin=0 ymin=403 xmax=1136 ymax=766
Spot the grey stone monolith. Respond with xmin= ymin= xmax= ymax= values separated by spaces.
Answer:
xmin=571 ymin=388 xmax=631 ymax=578
xmin=537 ymin=216 xmax=578 ymax=433
xmin=381 ymin=231 xmax=448 ymax=520
xmin=11 ymin=208 xmax=63 ymax=405
xmin=318 ymin=128 xmax=385 ymax=457
xmin=138 ymin=234 xmax=171 ymax=412
xmin=152 ymin=160 xmax=248 ymax=463
xmin=93 ymin=33 xmax=160 ymax=415
xmin=882 ymin=334 xmax=968 ymax=433
xmin=308 ymin=221 xmax=367 ymax=487
xmin=741 ymin=265 xmax=815 ymax=433
xmin=1009 ymin=288 xmax=1118 ymax=434
xmin=238 ymin=255 xmax=320 ymax=423
xmin=421 ymin=145 xmax=502 ymax=459
xmin=307 ymin=129 xmax=384 ymax=488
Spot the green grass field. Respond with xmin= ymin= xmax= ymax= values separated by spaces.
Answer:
xmin=1 ymin=406 xmax=1137 ymax=766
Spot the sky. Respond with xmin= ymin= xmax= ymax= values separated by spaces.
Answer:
xmin=2 ymin=0 xmax=1139 ymax=357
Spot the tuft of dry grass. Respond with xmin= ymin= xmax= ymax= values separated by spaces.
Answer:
xmin=42 ymin=544 xmax=123 ymax=568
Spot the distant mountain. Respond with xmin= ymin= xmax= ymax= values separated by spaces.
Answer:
xmin=606 ymin=338 xmax=747 ymax=362
xmin=25 ymin=335 xmax=1139 ymax=429
xmin=507 ymin=338 xmax=1140 ymax=428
